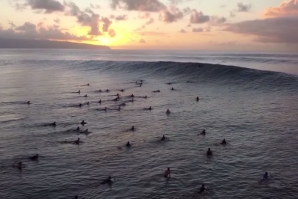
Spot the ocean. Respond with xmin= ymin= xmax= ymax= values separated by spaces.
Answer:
xmin=0 ymin=49 xmax=297 ymax=199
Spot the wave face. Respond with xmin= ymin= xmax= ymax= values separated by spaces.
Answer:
xmin=7 ymin=58 xmax=298 ymax=93
xmin=68 ymin=60 xmax=298 ymax=92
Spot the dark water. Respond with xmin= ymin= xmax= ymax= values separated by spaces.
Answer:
xmin=0 ymin=49 xmax=298 ymax=199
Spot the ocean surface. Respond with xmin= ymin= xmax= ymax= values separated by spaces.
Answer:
xmin=0 ymin=49 xmax=298 ymax=199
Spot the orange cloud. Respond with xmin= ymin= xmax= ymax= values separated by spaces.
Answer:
xmin=264 ymin=0 xmax=298 ymax=17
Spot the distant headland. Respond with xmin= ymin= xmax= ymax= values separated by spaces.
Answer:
xmin=0 ymin=38 xmax=110 ymax=49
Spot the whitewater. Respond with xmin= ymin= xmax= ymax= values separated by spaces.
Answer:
xmin=0 ymin=49 xmax=297 ymax=199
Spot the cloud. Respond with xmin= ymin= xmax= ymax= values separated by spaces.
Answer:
xmin=111 ymin=14 xmax=128 ymax=20
xmin=179 ymin=29 xmax=187 ymax=33
xmin=159 ymin=7 xmax=184 ymax=23
xmin=205 ymin=27 xmax=211 ymax=32
xmin=145 ymin=18 xmax=155 ymax=25
xmin=210 ymin=16 xmax=227 ymax=25
xmin=237 ymin=2 xmax=252 ymax=12
xmin=183 ymin=7 xmax=192 ymax=15
xmin=190 ymin=9 xmax=210 ymax=24
xmin=90 ymin=3 xmax=101 ymax=9
xmin=109 ymin=29 xmax=116 ymax=37
xmin=138 ymin=12 xmax=151 ymax=19
xmin=111 ymin=0 xmax=166 ymax=12
xmin=224 ymin=16 xmax=298 ymax=43
xmin=136 ymin=18 xmax=155 ymax=31
xmin=138 ymin=31 xmax=166 ymax=36
xmin=54 ymin=18 xmax=60 ymax=23
xmin=116 ymin=15 xmax=128 ymax=20
xmin=102 ymin=17 xmax=112 ymax=32
xmin=16 ymin=22 xmax=36 ymax=33
xmin=139 ymin=38 xmax=146 ymax=43
xmin=64 ymin=2 xmax=116 ymax=36
xmin=264 ymin=0 xmax=298 ymax=17
xmin=189 ymin=9 xmax=225 ymax=25
xmin=65 ymin=2 xmax=103 ymax=36
xmin=192 ymin=27 xmax=204 ymax=32
xmin=192 ymin=27 xmax=211 ymax=33
xmin=16 ymin=0 xmax=65 ymax=13
xmin=230 ymin=11 xmax=236 ymax=18
xmin=0 ymin=22 xmax=88 ymax=41
xmin=168 ymin=0 xmax=187 ymax=4
xmin=10 ymin=1 xmax=27 ymax=11
xmin=8 ymin=21 xmax=17 ymax=28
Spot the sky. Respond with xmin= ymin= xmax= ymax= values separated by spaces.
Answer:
xmin=0 ymin=0 xmax=297 ymax=51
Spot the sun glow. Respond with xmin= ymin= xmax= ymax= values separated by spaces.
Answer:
xmin=98 ymin=37 xmax=110 ymax=45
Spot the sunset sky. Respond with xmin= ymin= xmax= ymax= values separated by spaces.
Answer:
xmin=0 ymin=0 xmax=297 ymax=51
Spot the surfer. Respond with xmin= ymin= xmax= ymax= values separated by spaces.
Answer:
xmin=74 ymin=138 xmax=80 ymax=145
xmin=263 ymin=172 xmax=269 ymax=180
xmin=171 ymin=87 xmax=175 ymax=91
xmin=106 ymin=89 xmax=110 ymax=92
xmin=153 ymin=90 xmax=160 ymax=93
xmin=220 ymin=139 xmax=227 ymax=145
xmin=198 ymin=184 xmax=207 ymax=194
xmin=166 ymin=109 xmax=171 ymax=115
xmin=164 ymin=168 xmax=171 ymax=178
xmin=200 ymin=129 xmax=206 ymax=135
xmin=98 ymin=99 xmax=101 ymax=104
xmin=131 ymin=126 xmax=135 ymax=131
xmin=77 ymin=90 xmax=80 ymax=94
xmin=126 ymin=142 xmax=131 ymax=148
xmin=28 ymin=154 xmax=39 ymax=161
xmin=259 ymin=172 xmax=270 ymax=183
xmin=84 ymin=94 xmax=88 ymax=98
xmin=79 ymin=103 xmax=82 ymax=107
xmin=144 ymin=106 xmax=152 ymax=110
xmin=26 ymin=101 xmax=31 ymax=105
xmin=130 ymin=94 xmax=134 ymax=98
xmin=81 ymin=120 xmax=87 ymax=125
xmin=82 ymin=129 xmax=90 ymax=134
xmin=100 ymin=176 xmax=113 ymax=185
xmin=196 ymin=96 xmax=199 ymax=102
xmin=98 ymin=89 xmax=102 ymax=92
xmin=207 ymin=148 xmax=212 ymax=156
xmin=76 ymin=127 xmax=80 ymax=132
xmin=50 ymin=122 xmax=56 ymax=127
xmin=161 ymin=135 xmax=166 ymax=141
